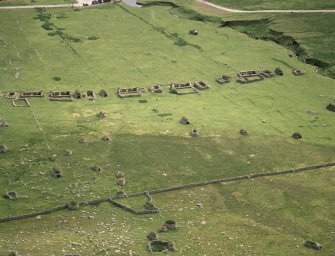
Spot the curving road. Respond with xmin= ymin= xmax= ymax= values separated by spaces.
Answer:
xmin=196 ymin=0 xmax=335 ymax=13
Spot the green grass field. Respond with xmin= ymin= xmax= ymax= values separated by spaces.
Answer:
xmin=0 ymin=3 xmax=335 ymax=255
xmin=206 ymin=0 xmax=335 ymax=10
xmin=0 ymin=0 xmax=72 ymax=6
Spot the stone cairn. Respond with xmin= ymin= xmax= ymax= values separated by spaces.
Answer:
xmin=116 ymin=172 xmax=126 ymax=186
xmin=51 ymin=167 xmax=62 ymax=178
xmin=240 ymin=128 xmax=248 ymax=136
xmin=292 ymin=132 xmax=302 ymax=139
xmin=190 ymin=129 xmax=199 ymax=137
xmin=98 ymin=111 xmax=107 ymax=119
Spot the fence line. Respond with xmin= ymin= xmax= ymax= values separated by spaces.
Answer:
xmin=0 ymin=162 xmax=334 ymax=223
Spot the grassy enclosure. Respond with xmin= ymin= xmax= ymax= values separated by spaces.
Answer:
xmin=0 ymin=2 xmax=335 ymax=255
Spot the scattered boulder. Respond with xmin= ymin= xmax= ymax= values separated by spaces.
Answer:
xmin=304 ymin=240 xmax=321 ymax=250
xmin=240 ymin=129 xmax=248 ymax=136
xmin=0 ymin=121 xmax=9 ymax=128
xmin=147 ymin=231 xmax=158 ymax=241
xmin=101 ymin=135 xmax=110 ymax=141
xmin=292 ymin=69 xmax=304 ymax=76
xmin=117 ymin=177 xmax=126 ymax=186
xmin=189 ymin=29 xmax=198 ymax=35
xmin=163 ymin=220 xmax=177 ymax=230
xmin=4 ymin=191 xmax=18 ymax=200
xmin=91 ymin=165 xmax=102 ymax=172
xmin=64 ymin=149 xmax=73 ymax=156
xmin=87 ymin=90 xmax=95 ymax=99
xmin=98 ymin=111 xmax=107 ymax=119
xmin=0 ymin=144 xmax=8 ymax=153
xmin=51 ymin=167 xmax=62 ymax=178
xmin=180 ymin=116 xmax=190 ymax=125
xmin=99 ymin=89 xmax=108 ymax=97
xmin=190 ymin=129 xmax=199 ymax=137
xmin=274 ymin=67 xmax=283 ymax=76
xmin=116 ymin=171 xmax=125 ymax=178
xmin=326 ymin=103 xmax=335 ymax=112
xmin=68 ymin=201 xmax=80 ymax=210
xmin=292 ymin=132 xmax=302 ymax=139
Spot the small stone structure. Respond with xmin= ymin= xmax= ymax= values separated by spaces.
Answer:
xmin=51 ymin=167 xmax=62 ymax=178
xmin=4 ymin=191 xmax=18 ymax=200
xmin=12 ymin=98 xmax=30 ymax=107
xmin=0 ymin=145 xmax=8 ymax=153
xmin=292 ymin=69 xmax=304 ymax=76
xmin=73 ymin=90 xmax=82 ymax=99
xmin=64 ymin=149 xmax=73 ymax=156
xmin=99 ymin=89 xmax=108 ymax=97
xmin=326 ymin=103 xmax=335 ymax=112
xmin=169 ymin=82 xmax=198 ymax=95
xmin=101 ymin=135 xmax=110 ymax=141
xmin=116 ymin=171 xmax=125 ymax=178
xmin=147 ymin=240 xmax=176 ymax=253
xmin=0 ymin=121 xmax=9 ymax=128
xmin=216 ymin=75 xmax=231 ymax=84
xmin=304 ymin=240 xmax=321 ymax=250
xmin=67 ymin=201 xmax=80 ymax=210
xmin=49 ymin=91 xmax=73 ymax=101
xmin=259 ymin=70 xmax=275 ymax=78
xmin=193 ymin=81 xmax=209 ymax=90
xmin=275 ymin=67 xmax=283 ymax=76
xmin=190 ymin=129 xmax=199 ymax=137
xmin=189 ymin=29 xmax=198 ymax=35
xmin=86 ymin=90 xmax=95 ymax=100
xmin=237 ymin=70 xmax=264 ymax=84
xmin=20 ymin=90 xmax=44 ymax=98
xmin=180 ymin=116 xmax=190 ymax=125
xmin=240 ymin=128 xmax=248 ymax=135
xmin=4 ymin=92 xmax=18 ymax=99
xmin=117 ymin=87 xmax=145 ymax=98
xmin=292 ymin=132 xmax=302 ymax=139
xmin=149 ymin=84 xmax=163 ymax=93
xmin=91 ymin=165 xmax=102 ymax=172
xmin=117 ymin=177 xmax=126 ymax=186
xmin=147 ymin=231 xmax=158 ymax=241
xmin=98 ymin=111 xmax=107 ymax=119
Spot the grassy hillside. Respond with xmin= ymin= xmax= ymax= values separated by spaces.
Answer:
xmin=0 ymin=0 xmax=72 ymax=6
xmin=0 ymin=3 xmax=334 ymax=255
xmin=206 ymin=0 xmax=335 ymax=10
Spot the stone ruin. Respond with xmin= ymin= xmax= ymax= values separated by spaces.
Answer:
xmin=240 ymin=128 xmax=248 ymax=135
xmin=189 ymin=29 xmax=198 ymax=35
xmin=12 ymin=98 xmax=30 ymax=107
xmin=4 ymin=191 xmax=18 ymax=200
xmin=237 ymin=70 xmax=264 ymax=84
xmin=0 ymin=121 xmax=8 ymax=128
xmin=68 ymin=201 xmax=80 ymax=210
xmin=193 ymin=81 xmax=209 ymax=90
xmin=98 ymin=111 xmax=107 ymax=119
xmin=49 ymin=91 xmax=73 ymax=101
xmin=117 ymin=177 xmax=126 ymax=186
xmin=292 ymin=132 xmax=302 ymax=139
xmin=51 ymin=167 xmax=62 ymax=178
xmin=99 ymin=89 xmax=108 ymax=97
xmin=91 ymin=165 xmax=102 ymax=172
xmin=147 ymin=240 xmax=176 ymax=253
xmin=0 ymin=144 xmax=8 ymax=153
xmin=259 ymin=70 xmax=275 ymax=78
xmin=180 ymin=116 xmax=191 ymax=125
xmin=216 ymin=75 xmax=231 ymax=84
xmin=169 ymin=82 xmax=198 ymax=95
xmin=147 ymin=231 xmax=158 ymax=241
xmin=86 ymin=90 xmax=95 ymax=100
xmin=20 ymin=90 xmax=44 ymax=98
xmin=116 ymin=171 xmax=125 ymax=178
xmin=304 ymin=240 xmax=321 ymax=250
xmin=79 ymin=137 xmax=86 ymax=144
xmin=144 ymin=200 xmax=159 ymax=211
xmin=101 ymin=135 xmax=110 ymax=141
xmin=64 ymin=149 xmax=73 ymax=156
xmin=115 ymin=190 xmax=127 ymax=199
xmin=274 ymin=67 xmax=283 ymax=76
xmin=73 ymin=90 xmax=82 ymax=99
xmin=326 ymin=103 xmax=335 ymax=112
xmin=149 ymin=84 xmax=163 ymax=93
xmin=190 ymin=129 xmax=199 ymax=137
xmin=159 ymin=220 xmax=178 ymax=233
xmin=117 ymin=87 xmax=145 ymax=98
xmin=4 ymin=92 xmax=18 ymax=99
xmin=292 ymin=69 xmax=304 ymax=76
